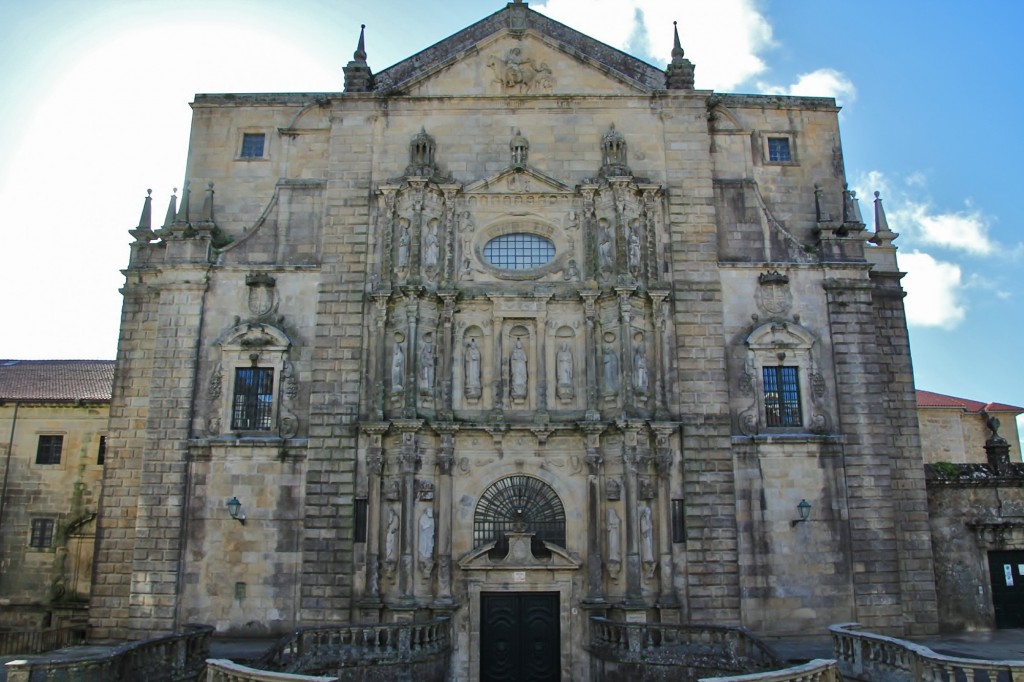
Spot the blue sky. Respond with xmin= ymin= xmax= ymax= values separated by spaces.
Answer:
xmin=0 ymin=0 xmax=1021 ymax=433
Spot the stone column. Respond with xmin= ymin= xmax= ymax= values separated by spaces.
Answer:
xmin=408 ymin=181 xmax=426 ymax=285
xmin=493 ymin=315 xmax=505 ymax=413
xmin=362 ymin=424 xmax=388 ymax=606
xmin=442 ymin=189 xmax=459 ymax=285
xmin=649 ymin=290 xmax=669 ymax=419
xmin=581 ymin=291 xmax=600 ymax=421
xmin=621 ymin=422 xmax=643 ymax=605
xmin=394 ymin=421 xmax=422 ymax=606
xmin=537 ymin=309 xmax=548 ymax=414
xmin=581 ymin=187 xmax=598 ymax=279
xmin=434 ymin=424 xmax=458 ymax=606
xmin=372 ymin=293 xmax=390 ymax=420
xmin=404 ymin=297 xmax=419 ymax=418
xmin=617 ymin=289 xmax=636 ymax=412
xmin=377 ymin=189 xmax=397 ymax=288
xmin=581 ymin=423 xmax=606 ymax=603
xmin=651 ymin=422 xmax=678 ymax=608
xmin=438 ymin=292 xmax=457 ymax=420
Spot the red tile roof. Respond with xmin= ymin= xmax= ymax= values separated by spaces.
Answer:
xmin=0 ymin=360 xmax=114 ymax=402
xmin=917 ymin=389 xmax=1023 ymax=414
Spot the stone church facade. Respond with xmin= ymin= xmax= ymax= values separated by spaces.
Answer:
xmin=89 ymin=2 xmax=939 ymax=678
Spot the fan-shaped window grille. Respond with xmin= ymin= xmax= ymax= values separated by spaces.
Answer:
xmin=474 ymin=475 xmax=566 ymax=548
xmin=483 ymin=233 xmax=555 ymax=270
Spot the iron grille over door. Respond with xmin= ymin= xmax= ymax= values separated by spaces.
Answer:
xmin=474 ymin=475 xmax=566 ymax=547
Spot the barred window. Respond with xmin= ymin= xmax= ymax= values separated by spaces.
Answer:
xmin=767 ymin=137 xmax=792 ymax=162
xmin=483 ymin=233 xmax=555 ymax=270
xmin=97 ymin=435 xmax=107 ymax=465
xmin=29 ymin=519 xmax=54 ymax=549
xmin=36 ymin=435 xmax=63 ymax=465
xmin=474 ymin=475 xmax=565 ymax=548
xmin=231 ymin=367 xmax=274 ymax=431
xmin=240 ymin=133 xmax=265 ymax=158
xmin=763 ymin=366 xmax=801 ymax=427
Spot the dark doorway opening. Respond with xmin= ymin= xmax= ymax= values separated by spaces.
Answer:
xmin=480 ymin=591 xmax=560 ymax=681
xmin=989 ymin=550 xmax=1024 ymax=628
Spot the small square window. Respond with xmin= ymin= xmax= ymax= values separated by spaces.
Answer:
xmin=767 ymin=137 xmax=792 ymax=162
xmin=240 ymin=133 xmax=266 ymax=158
xmin=29 ymin=519 xmax=54 ymax=549
xmin=97 ymin=436 xmax=107 ymax=465
xmin=763 ymin=366 xmax=802 ymax=427
xmin=36 ymin=435 xmax=63 ymax=465
xmin=231 ymin=367 xmax=274 ymax=431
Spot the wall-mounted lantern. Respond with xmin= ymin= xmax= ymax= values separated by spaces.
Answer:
xmin=226 ymin=496 xmax=247 ymax=525
xmin=791 ymin=499 xmax=811 ymax=527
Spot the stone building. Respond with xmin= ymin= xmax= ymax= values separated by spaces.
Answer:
xmin=917 ymin=389 xmax=1023 ymax=464
xmin=0 ymin=360 xmax=112 ymax=629
xmin=90 ymin=2 xmax=939 ymax=678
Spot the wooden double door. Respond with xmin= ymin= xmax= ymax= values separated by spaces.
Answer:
xmin=989 ymin=550 xmax=1024 ymax=628
xmin=480 ymin=592 xmax=560 ymax=681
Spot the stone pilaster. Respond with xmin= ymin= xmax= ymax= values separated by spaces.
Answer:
xmin=581 ymin=422 xmax=606 ymax=603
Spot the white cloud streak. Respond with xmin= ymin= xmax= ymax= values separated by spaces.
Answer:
xmin=758 ymin=68 xmax=857 ymax=105
xmin=899 ymin=251 xmax=966 ymax=329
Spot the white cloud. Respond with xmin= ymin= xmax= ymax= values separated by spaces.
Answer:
xmin=899 ymin=251 xmax=966 ymax=329
xmin=761 ymin=68 xmax=856 ymax=105
xmin=531 ymin=0 xmax=774 ymax=90
xmin=894 ymin=202 xmax=994 ymax=256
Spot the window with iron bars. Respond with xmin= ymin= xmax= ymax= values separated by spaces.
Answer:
xmin=474 ymin=475 xmax=565 ymax=549
xmin=232 ymin=367 xmax=275 ymax=431
xmin=763 ymin=365 xmax=801 ymax=427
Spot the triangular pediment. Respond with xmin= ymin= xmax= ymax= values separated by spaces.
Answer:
xmin=373 ymin=3 xmax=665 ymax=97
xmin=463 ymin=165 xmax=574 ymax=195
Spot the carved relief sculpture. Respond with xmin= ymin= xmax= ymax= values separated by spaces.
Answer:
xmin=640 ymin=503 xmax=655 ymax=577
xmin=384 ymin=507 xmax=399 ymax=572
xmin=602 ymin=335 xmax=619 ymax=395
xmin=510 ymin=338 xmax=528 ymax=401
xmin=633 ymin=337 xmax=649 ymax=396
xmin=397 ymin=220 xmax=411 ymax=269
xmin=424 ymin=219 xmax=439 ymax=269
xmin=419 ymin=336 xmax=435 ymax=396
xmin=598 ymin=219 xmax=613 ymax=271
xmin=392 ymin=338 xmax=406 ymax=394
xmin=606 ymin=508 xmax=622 ymax=576
xmin=556 ymin=341 xmax=574 ymax=400
xmin=487 ymin=47 xmax=553 ymax=94
xmin=418 ymin=507 xmax=435 ymax=574
xmin=464 ymin=338 xmax=482 ymax=399
xmin=627 ymin=220 xmax=641 ymax=275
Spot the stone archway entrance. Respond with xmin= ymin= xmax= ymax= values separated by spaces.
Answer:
xmin=480 ymin=591 xmax=560 ymax=681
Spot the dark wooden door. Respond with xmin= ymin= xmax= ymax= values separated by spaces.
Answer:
xmin=989 ymin=550 xmax=1024 ymax=628
xmin=480 ymin=592 xmax=560 ymax=681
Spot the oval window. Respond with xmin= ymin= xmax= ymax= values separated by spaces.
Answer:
xmin=483 ymin=233 xmax=555 ymax=270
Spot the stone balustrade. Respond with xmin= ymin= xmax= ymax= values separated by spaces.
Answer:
xmin=4 ymin=624 xmax=213 ymax=682
xmin=831 ymin=622 xmax=1024 ymax=681
xmin=0 ymin=626 xmax=87 ymax=656
xmin=589 ymin=617 xmax=783 ymax=681
xmin=699 ymin=659 xmax=839 ymax=682
xmin=206 ymin=659 xmax=338 ymax=682
xmin=257 ymin=618 xmax=451 ymax=679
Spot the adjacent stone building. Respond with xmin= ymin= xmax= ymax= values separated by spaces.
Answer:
xmin=0 ymin=360 xmax=112 ymax=630
xmin=90 ymin=2 xmax=940 ymax=678
xmin=917 ymin=390 xmax=1023 ymax=464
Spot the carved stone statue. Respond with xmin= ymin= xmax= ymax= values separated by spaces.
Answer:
xmin=397 ymin=221 xmax=411 ymax=269
xmin=510 ymin=338 xmax=528 ymax=400
xmin=598 ymin=219 xmax=613 ymax=270
xmin=633 ymin=340 xmax=649 ymax=396
xmin=607 ymin=508 xmax=621 ymax=566
xmin=418 ymin=507 xmax=435 ymax=572
xmin=385 ymin=507 xmax=399 ymax=563
xmin=556 ymin=341 xmax=574 ymax=399
xmin=424 ymin=220 xmax=439 ymax=269
xmin=627 ymin=221 xmax=641 ymax=274
xmin=602 ymin=338 xmax=619 ymax=395
xmin=392 ymin=340 xmax=406 ymax=393
xmin=640 ymin=504 xmax=655 ymax=574
xmin=418 ymin=338 xmax=435 ymax=396
xmin=464 ymin=338 xmax=482 ymax=399
xmin=563 ymin=259 xmax=580 ymax=281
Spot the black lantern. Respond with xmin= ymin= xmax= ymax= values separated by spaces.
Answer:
xmin=792 ymin=498 xmax=811 ymax=526
xmin=226 ymin=496 xmax=246 ymax=525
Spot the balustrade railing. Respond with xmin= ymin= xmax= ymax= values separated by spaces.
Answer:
xmin=589 ymin=617 xmax=782 ymax=672
xmin=257 ymin=618 xmax=451 ymax=675
xmin=699 ymin=659 xmax=839 ymax=682
xmin=0 ymin=626 xmax=86 ymax=656
xmin=4 ymin=624 xmax=213 ymax=682
xmin=206 ymin=659 xmax=338 ymax=682
xmin=831 ymin=622 xmax=1024 ymax=682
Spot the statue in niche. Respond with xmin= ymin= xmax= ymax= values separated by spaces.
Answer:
xmin=598 ymin=219 xmax=613 ymax=270
xmin=418 ymin=507 xmax=435 ymax=573
xmin=419 ymin=336 xmax=435 ymax=396
xmin=391 ymin=339 xmax=406 ymax=393
xmin=510 ymin=338 xmax=528 ymax=400
xmin=640 ymin=504 xmax=655 ymax=576
xmin=556 ymin=341 xmax=574 ymax=399
xmin=397 ymin=220 xmax=411 ymax=269
xmin=424 ymin=219 xmax=439 ymax=269
xmin=627 ymin=220 xmax=642 ymax=274
xmin=633 ymin=339 xmax=649 ymax=396
xmin=464 ymin=338 xmax=482 ymax=399
xmin=606 ymin=509 xmax=622 ymax=575
xmin=385 ymin=507 xmax=399 ymax=564
xmin=602 ymin=336 xmax=619 ymax=395
xmin=563 ymin=259 xmax=580 ymax=281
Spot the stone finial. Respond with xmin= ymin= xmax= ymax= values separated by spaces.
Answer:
xmin=869 ymin=191 xmax=899 ymax=247
xmin=406 ymin=127 xmax=437 ymax=177
xmin=200 ymin=181 xmax=215 ymax=222
xmin=600 ymin=123 xmax=630 ymax=177
xmin=665 ymin=22 xmax=696 ymax=90
xmin=130 ymin=189 xmax=155 ymax=242
xmin=344 ymin=24 xmax=374 ymax=93
xmin=842 ymin=183 xmax=864 ymax=226
xmin=175 ymin=181 xmax=191 ymax=224
xmin=510 ymin=129 xmax=529 ymax=166
xmin=814 ymin=183 xmax=831 ymax=223
xmin=161 ymin=188 xmax=178 ymax=229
